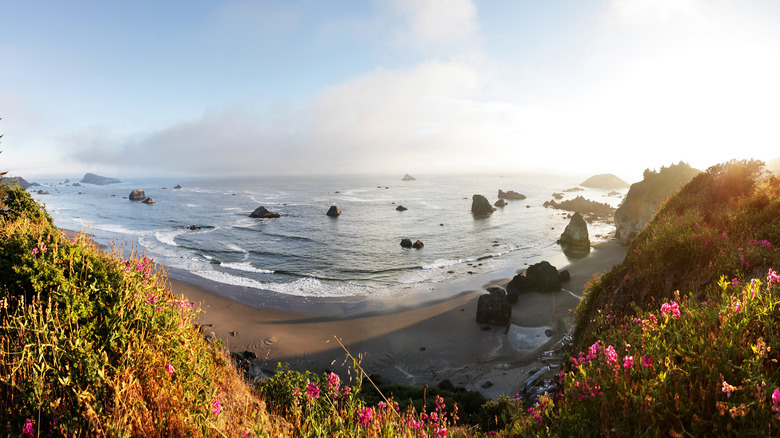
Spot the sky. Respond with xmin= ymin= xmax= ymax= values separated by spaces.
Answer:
xmin=2 ymin=0 xmax=780 ymax=182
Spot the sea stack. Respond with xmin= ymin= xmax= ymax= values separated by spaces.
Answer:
xmin=558 ymin=212 xmax=590 ymax=258
xmin=471 ymin=194 xmax=496 ymax=217
xmin=326 ymin=206 xmax=341 ymax=217
xmin=250 ymin=206 xmax=280 ymax=219
xmin=129 ymin=190 xmax=146 ymax=201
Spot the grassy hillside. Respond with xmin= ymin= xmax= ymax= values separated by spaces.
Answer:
xmin=504 ymin=159 xmax=780 ymax=436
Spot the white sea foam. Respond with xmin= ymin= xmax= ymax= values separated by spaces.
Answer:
xmin=222 ymin=262 xmax=274 ymax=274
xmin=155 ymin=229 xmax=184 ymax=247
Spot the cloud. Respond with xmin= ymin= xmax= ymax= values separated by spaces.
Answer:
xmin=385 ymin=0 xmax=479 ymax=49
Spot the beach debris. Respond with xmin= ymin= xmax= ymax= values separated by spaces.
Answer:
xmin=497 ymin=189 xmax=526 ymax=200
xmin=471 ymin=194 xmax=496 ymax=217
xmin=129 ymin=189 xmax=146 ymax=201
xmin=476 ymin=287 xmax=511 ymax=326
xmin=250 ymin=206 xmax=280 ymax=219
xmin=326 ymin=205 xmax=341 ymax=217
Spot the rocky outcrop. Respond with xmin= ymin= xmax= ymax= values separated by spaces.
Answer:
xmin=498 ymin=189 xmax=526 ymax=200
xmin=129 ymin=190 xmax=146 ymax=201
xmin=506 ymin=261 xmax=562 ymax=300
xmin=615 ymin=162 xmax=700 ymax=244
xmin=544 ymin=196 xmax=614 ymax=222
xmin=494 ymin=199 xmax=507 ymax=208
xmin=558 ymin=212 xmax=590 ymax=258
xmin=396 ymin=205 xmax=408 ymax=211
xmin=471 ymin=194 xmax=496 ymax=217
xmin=400 ymin=239 xmax=413 ymax=248
xmin=402 ymin=174 xmax=416 ymax=181
xmin=326 ymin=206 xmax=341 ymax=217
xmin=580 ymin=174 xmax=629 ymax=189
xmin=80 ymin=173 xmax=121 ymax=185
xmin=174 ymin=184 xmax=183 ymax=189
xmin=476 ymin=287 xmax=511 ymax=326
xmin=250 ymin=206 xmax=280 ymax=218
xmin=412 ymin=240 xmax=424 ymax=249
xmin=142 ymin=197 xmax=155 ymax=204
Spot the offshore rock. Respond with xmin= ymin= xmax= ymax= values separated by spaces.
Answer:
xmin=400 ymin=238 xmax=413 ymax=248
xmin=129 ymin=190 xmax=146 ymax=201
xmin=81 ymin=172 xmax=121 ymax=185
xmin=494 ymin=199 xmax=507 ymax=208
xmin=250 ymin=206 xmax=280 ymax=219
xmin=498 ymin=189 xmax=526 ymax=200
xmin=471 ymin=194 xmax=496 ymax=217
xmin=142 ymin=197 xmax=155 ymax=204
xmin=326 ymin=205 xmax=341 ymax=217
xmin=412 ymin=240 xmax=424 ymax=249
xmin=402 ymin=174 xmax=416 ymax=181
xmin=396 ymin=205 xmax=408 ymax=211
xmin=558 ymin=212 xmax=591 ymax=258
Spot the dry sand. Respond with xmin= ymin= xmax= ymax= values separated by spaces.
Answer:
xmin=169 ymin=238 xmax=627 ymax=399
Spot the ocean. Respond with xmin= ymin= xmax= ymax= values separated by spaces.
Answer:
xmin=33 ymin=173 xmax=625 ymax=304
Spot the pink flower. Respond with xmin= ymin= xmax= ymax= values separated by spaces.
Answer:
xmin=165 ymin=363 xmax=174 ymax=376
xmin=641 ymin=355 xmax=653 ymax=369
xmin=660 ymin=301 xmax=681 ymax=320
xmin=605 ymin=345 xmax=618 ymax=368
xmin=773 ymin=389 xmax=780 ymax=405
xmin=722 ymin=232 xmax=727 ymax=239
xmin=623 ymin=355 xmax=634 ymax=370
xmin=356 ymin=407 xmax=373 ymax=426
xmin=31 ymin=247 xmax=39 ymax=255
xmin=136 ymin=263 xmax=143 ymax=272
xmin=586 ymin=341 xmax=601 ymax=361
xmin=768 ymin=269 xmax=780 ymax=286
xmin=377 ymin=401 xmax=387 ymax=410
xmin=22 ymin=419 xmax=34 ymax=438
xmin=436 ymin=428 xmax=448 ymax=437
xmin=327 ymin=372 xmax=340 ymax=392
xmin=731 ymin=278 xmax=739 ymax=288
xmin=306 ymin=381 xmax=320 ymax=401
xmin=212 ymin=397 xmax=221 ymax=415
xmin=40 ymin=243 xmax=47 ymax=254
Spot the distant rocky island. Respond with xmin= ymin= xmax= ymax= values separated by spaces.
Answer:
xmin=80 ymin=173 xmax=121 ymax=185
xmin=580 ymin=173 xmax=629 ymax=189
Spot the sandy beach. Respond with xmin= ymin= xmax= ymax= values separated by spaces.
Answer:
xmin=169 ymin=238 xmax=627 ymax=400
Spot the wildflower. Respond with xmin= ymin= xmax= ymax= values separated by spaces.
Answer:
xmin=292 ymin=387 xmax=302 ymax=398
xmin=722 ymin=232 xmax=727 ymax=239
xmin=40 ymin=243 xmax=47 ymax=254
xmin=356 ymin=407 xmax=373 ymax=426
xmin=435 ymin=428 xmax=448 ymax=437
xmin=327 ymin=372 xmax=340 ymax=392
xmin=145 ymin=294 xmax=157 ymax=305
xmin=22 ymin=419 xmax=34 ymax=438
xmin=623 ymin=355 xmax=634 ymax=370
xmin=136 ymin=263 xmax=143 ymax=272
xmin=773 ymin=389 xmax=780 ymax=405
xmin=165 ymin=363 xmax=174 ymax=376
xmin=605 ymin=345 xmax=618 ymax=368
xmin=341 ymin=385 xmax=352 ymax=398
xmin=31 ymin=247 xmax=39 ymax=255
xmin=660 ymin=301 xmax=681 ymax=320
xmin=586 ymin=341 xmax=601 ymax=361
xmin=768 ymin=269 xmax=780 ymax=286
xmin=212 ymin=397 xmax=222 ymax=415
xmin=731 ymin=278 xmax=739 ymax=288
xmin=306 ymin=381 xmax=320 ymax=401
xmin=641 ymin=355 xmax=653 ymax=369
xmin=722 ymin=381 xmax=737 ymax=398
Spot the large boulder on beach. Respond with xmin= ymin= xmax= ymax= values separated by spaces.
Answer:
xmin=250 ymin=206 xmax=280 ymax=219
xmin=81 ymin=173 xmax=121 ymax=185
xmin=506 ymin=261 xmax=562 ymax=298
xmin=471 ymin=194 xmax=496 ymax=217
xmin=498 ymin=189 xmax=526 ymax=200
xmin=129 ymin=190 xmax=146 ymax=201
xmin=326 ymin=206 xmax=341 ymax=217
xmin=476 ymin=287 xmax=511 ymax=326
xmin=558 ymin=212 xmax=590 ymax=258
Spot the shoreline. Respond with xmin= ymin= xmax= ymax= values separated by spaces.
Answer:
xmin=167 ymin=237 xmax=627 ymax=400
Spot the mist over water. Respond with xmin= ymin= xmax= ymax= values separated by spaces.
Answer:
xmin=37 ymin=174 xmax=624 ymax=300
